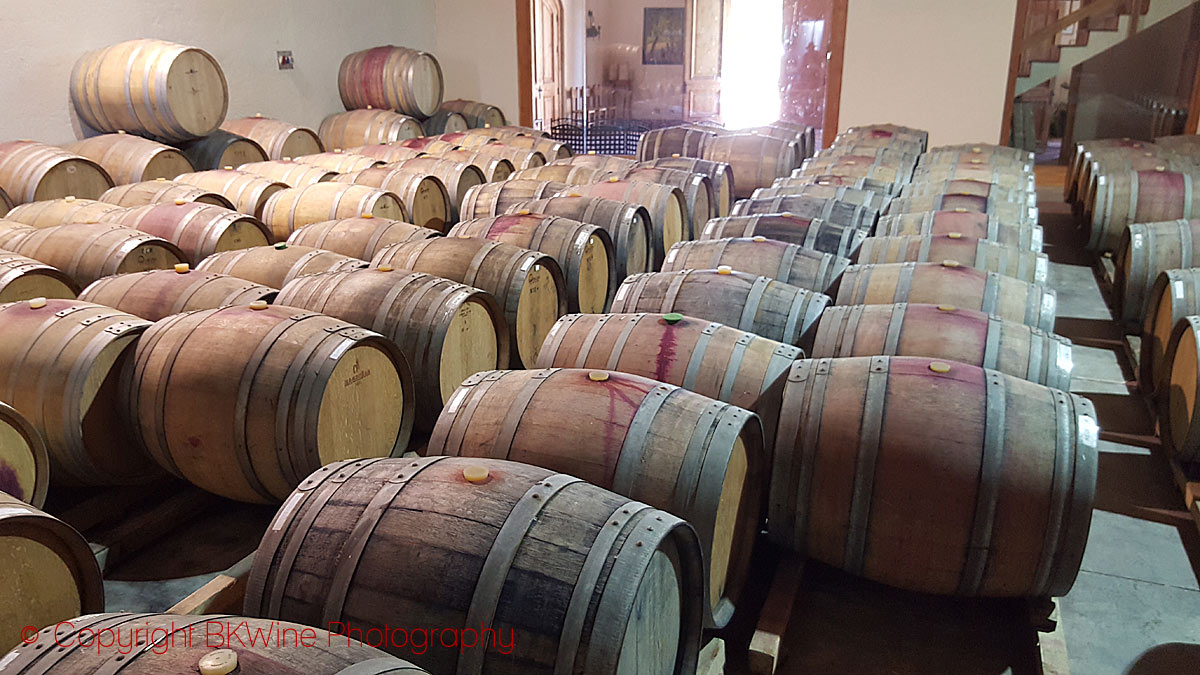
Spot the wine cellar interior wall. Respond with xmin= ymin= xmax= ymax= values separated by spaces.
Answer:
xmin=838 ymin=0 xmax=1019 ymax=146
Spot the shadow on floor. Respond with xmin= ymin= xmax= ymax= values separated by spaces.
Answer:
xmin=1126 ymin=642 xmax=1200 ymax=674
xmin=1087 ymin=392 xmax=1156 ymax=436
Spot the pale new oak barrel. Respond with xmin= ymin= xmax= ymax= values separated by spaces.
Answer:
xmin=467 ymin=143 xmax=544 ymax=172
xmin=64 ymin=133 xmax=193 ymax=184
xmin=260 ymin=183 xmax=406 ymax=239
xmin=662 ymin=237 xmax=849 ymax=294
xmin=338 ymin=46 xmax=444 ymax=117
xmin=178 ymin=129 xmax=269 ymax=171
xmin=244 ymin=457 xmax=704 ymax=675
xmin=761 ymin=182 xmax=890 ymax=212
xmin=128 ymin=304 xmax=413 ymax=503
xmin=0 ymin=223 xmax=185 ymax=287
xmin=700 ymin=214 xmax=866 ymax=259
xmin=1113 ymin=219 xmax=1200 ymax=332
xmin=770 ymin=356 xmax=1097 ymax=596
xmin=0 ymin=400 xmax=49 ymax=507
xmin=236 ymin=160 xmax=337 ymax=187
xmin=510 ymin=196 xmax=652 ymax=279
xmin=877 ymin=210 xmax=1044 ymax=252
xmin=100 ymin=179 xmax=234 ymax=209
xmin=79 ymin=267 xmax=276 ymax=321
xmin=5 ymin=197 xmax=126 ymax=229
xmin=510 ymin=164 xmax=614 ymax=185
xmin=101 ymin=201 xmax=271 ymax=263
xmin=856 ymin=234 xmax=1049 ymax=285
xmin=636 ymin=126 xmax=717 ymax=161
xmin=641 ymin=156 xmax=736 ymax=217
xmin=276 ymin=268 xmax=507 ymax=430
xmin=559 ymin=179 xmax=687 ymax=269
xmin=730 ymin=194 xmax=877 ymax=231
xmin=0 ymin=142 xmax=113 ymax=204
xmin=703 ymin=134 xmax=798 ymax=197
xmin=347 ymin=142 xmax=426 ymax=164
xmin=383 ymin=156 xmax=486 ymax=220
xmin=0 ymin=249 xmax=79 ymax=303
xmin=497 ymin=135 xmax=572 ymax=160
xmin=429 ymin=368 xmax=765 ymax=629
xmin=293 ymin=151 xmax=383 ymax=174
xmin=619 ymin=166 xmax=714 ymax=237
xmin=459 ymin=179 xmax=570 ymax=220
xmin=195 ymin=243 xmax=366 ymax=289
xmin=173 ymin=169 xmax=287 ymax=219
xmin=786 ymin=171 xmax=899 ymax=197
xmin=319 ymin=109 xmax=425 ymax=149
xmin=221 ymin=115 xmax=325 ymax=160
xmin=438 ymin=98 xmax=506 ymax=128
xmin=285 ymin=216 xmax=440 ymax=260
xmin=1141 ymin=268 xmax=1200 ymax=398
xmin=437 ymin=148 xmax=517 ymax=181
xmin=1160 ymin=315 xmax=1200 ymax=461
xmin=887 ymin=193 xmax=1035 ymax=227
xmin=333 ymin=166 xmax=453 ymax=232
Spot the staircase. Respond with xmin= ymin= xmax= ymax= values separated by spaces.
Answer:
xmin=1016 ymin=0 xmax=1198 ymax=96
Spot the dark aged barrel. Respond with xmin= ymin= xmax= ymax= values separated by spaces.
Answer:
xmin=421 ymin=110 xmax=468 ymax=135
xmin=78 ymin=266 xmax=276 ymax=321
xmin=338 ymin=45 xmax=444 ymax=118
xmin=703 ymin=134 xmax=799 ymax=197
xmin=0 ymin=249 xmax=79 ymax=302
xmin=64 ymin=133 xmax=194 ymax=184
xmin=448 ymin=213 xmax=614 ymax=313
xmin=0 ymin=142 xmax=113 ymax=204
xmin=0 ymin=299 xmax=158 ymax=484
xmin=244 ymin=457 xmax=705 ymax=675
xmin=877 ymin=210 xmax=1044 ymax=252
xmin=221 ymin=114 xmax=325 ymax=160
xmin=428 ymin=368 xmax=764 ymax=629
xmin=195 ymin=243 xmax=366 ymax=288
xmin=730 ymin=194 xmax=877 ymax=231
xmin=0 ymin=223 xmax=185 ymax=287
xmin=1141 ymin=269 xmax=1200 ymax=398
xmin=0 ymin=613 xmax=430 ymax=673
xmin=558 ymin=179 xmax=688 ymax=268
xmin=319 ymin=110 xmax=425 ymax=150
xmin=438 ymin=98 xmax=507 ymax=128
xmin=511 ymin=196 xmax=652 ymax=279
xmin=128 ymin=304 xmax=414 ymax=503
xmin=333 ymin=166 xmax=453 ymax=232
xmin=275 ymin=268 xmax=508 ymax=430
xmin=178 ymin=129 xmax=270 ymax=171
xmin=770 ymin=355 xmax=1097 ymax=596
xmin=612 ymin=268 xmax=830 ymax=347
xmin=285 ymin=216 xmax=441 ymax=260
xmin=1162 ymin=316 xmax=1200 ymax=461
xmin=700 ymin=214 xmax=866 ymax=259
xmin=100 ymin=201 xmax=272 ymax=263
xmin=459 ymin=179 xmax=570 ymax=220
xmin=1114 ymin=219 xmax=1200 ymax=332
xmin=663 ymin=237 xmax=849 ymax=294
xmin=813 ymin=303 xmax=1073 ymax=389
xmin=636 ymin=126 xmax=718 ymax=161
xmin=641 ymin=156 xmax=736 ymax=217
xmin=0 ymin=493 xmax=103 ymax=651
xmin=0 ymin=400 xmax=50 ymax=507
xmin=370 ymin=237 xmax=567 ymax=367
xmin=837 ymin=261 xmax=1056 ymax=332
xmin=856 ymin=234 xmax=1049 ymax=285
xmin=5 ymin=197 xmax=126 ymax=229
xmin=99 ymin=179 xmax=235 ymax=209
xmin=172 ymin=168 xmax=287 ymax=219
xmin=235 ymin=160 xmax=337 ymax=187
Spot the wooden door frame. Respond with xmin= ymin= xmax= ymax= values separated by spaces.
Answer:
xmin=1000 ymin=0 xmax=1032 ymax=146
xmin=822 ymin=0 xmax=849 ymax=149
xmin=517 ymin=0 xmax=533 ymax=126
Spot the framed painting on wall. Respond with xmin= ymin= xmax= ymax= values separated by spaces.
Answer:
xmin=643 ymin=7 xmax=685 ymax=65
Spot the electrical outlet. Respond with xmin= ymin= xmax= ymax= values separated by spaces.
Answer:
xmin=277 ymin=50 xmax=294 ymax=70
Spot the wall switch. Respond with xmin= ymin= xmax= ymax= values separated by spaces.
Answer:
xmin=277 ymin=51 xmax=294 ymax=70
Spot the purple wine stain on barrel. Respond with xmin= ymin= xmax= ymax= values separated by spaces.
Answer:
xmin=0 ymin=463 xmax=24 ymax=501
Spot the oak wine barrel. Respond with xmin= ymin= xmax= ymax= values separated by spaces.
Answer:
xmin=384 ymin=156 xmax=486 ymax=220
xmin=560 ymin=179 xmax=687 ymax=268
xmin=99 ymin=179 xmax=235 ymax=209
xmin=700 ymin=214 xmax=866 ymax=259
xmin=333 ymin=166 xmax=453 ymax=232
xmin=0 ymin=298 xmax=158 ymax=484
xmin=429 ymin=368 xmax=764 ymax=628
xmin=510 ymin=164 xmax=614 ymax=185
xmin=0 ymin=142 xmax=113 ymax=204
xmin=797 ymin=155 xmax=910 ymax=185
xmin=786 ymin=171 xmax=899 ymax=196
xmin=877 ymin=210 xmax=1044 ymax=252
xmin=78 ymin=266 xmax=276 ymax=321
xmin=178 ymin=129 xmax=269 ymax=170
xmin=926 ymin=143 xmax=1031 ymax=161
xmin=1114 ymin=219 xmax=1200 ymax=332
xmin=245 ymin=456 xmax=704 ymax=674
xmin=770 ymin=355 xmax=1096 ymax=596
xmin=5 ymin=196 xmax=126 ymax=229
xmin=421 ymin=110 xmax=469 ymax=135
xmin=636 ymin=126 xmax=717 ymax=161
xmin=761 ymin=181 xmax=890 ymax=212
xmin=468 ymin=143 xmax=543 ymax=172
xmin=840 ymin=124 xmax=928 ymax=149
xmin=220 ymin=115 xmax=324 ymax=160
xmin=911 ymin=165 xmax=1034 ymax=193
xmin=641 ymin=156 xmax=736 ymax=217
xmin=511 ymin=196 xmax=652 ymax=280
xmin=1068 ymin=139 xmax=1157 ymax=202
xmin=347 ymin=142 xmax=426 ymax=164
xmin=64 ymin=133 xmax=193 ymax=184
xmin=293 ymin=151 xmax=383 ymax=173
xmin=856 ymin=234 xmax=1049 ymax=285
xmin=1141 ymin=268 xmax=1200 ymax=399
xmin=319 ymin=109 xmax=424 ymax=150
xmin=612 ymin=268 xmax=830 ymax=347
xmin=0 ymin=400 xmax=49 ymax=507
xmin=260 ymin=183 xmax=406 ymax=238
xmin=498 ymin=135 xmax=572 ymax=160
xmin=887 ymin=193 xmax=1035 ymax=227
xmin=128 ymin=304 xmax=413 ymax=502
xmin=276 ymin=268 xmax=507 ymax=429
xmin=195 ymin=243 xmax=366 ymax=288
xmin=0 ymin=223 xmax=185 ymax=287
xmin=285 ymin=216 xmax=440 ymax=260
xmin=436 ymin=148 xmax=516 ymax=181
xmin=398 ymin=135 xmax=465 ymax=154
xmin=438 ymin=98 xmax=506 ymax=128
xmin=338 ymin=46 xmax=444 ymax=117
xmin=730 ymin=194 xmax=876 ymax=231
xmin=620 ymin=166 xmax=714 ymax=235
xmin=555 ymin=154 xmax=638 ymax=172
xmin=236 ymin=160 xmax=337 ymax=187
xmin=371 ymin=237 xmax=566 ymax=367
xmin=100 ymin=201 xmax=272 ymax=263
xmin=900 ymin=178 xmax=1032 ymax=205
xmin=0 ymin=249 xmax=78 ymax=302
xmin=663 ymin=237 xmax=849 ymax=293
xmin=459 ymin=179 xmax=570 ymax=220
xmin=173 ymin=169 xmax=287 ymax=219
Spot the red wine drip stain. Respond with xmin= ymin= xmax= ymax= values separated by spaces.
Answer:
xmin=0 ymin=463 xmax=25 ymax=502
xmin=654 ymin=324 xmax=679 ymax=382
xmin=597 ymin=374 xmax=657 ymax=483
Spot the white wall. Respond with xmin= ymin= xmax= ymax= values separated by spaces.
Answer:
xmin=0 ymin=0 xmax=525 ymax=144
xmin=838 ymin=0 xmax=1019 ymax=147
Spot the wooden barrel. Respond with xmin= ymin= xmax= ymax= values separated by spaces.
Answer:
xmin=465 ymin=125 xmax=547 ymax=138
xmin=558 ymin=154 xmax=639 ymax=172
xmin=64 ymin=133 xmax=193 ymax=184
xmin=636 ymin=126 xmax=717 ymax=161
xmin=430 ymin=368 xmax=763 ymax=628
xmin=100 ymin=178 xmax=234 ymax=209
xmin=877 ymin=210 xmax=1044 ymax=252
xmin=0 ymin=401 xmax=49 ymax=507
xmin=704 ymin=135 xmax=801 ymax=197
xmin=221 ymin=115 xmax=324 ymax=160
xmin=612 ymin=269 xmax=829 ymax=347
xmin=511 ymin=164 xmax=614 ymax=185
xmin=347 ymin=142 xmax=426 ymax=164
xmin=0 ymin=141 xmax=113 ymax=204
xmin=467 ymin=143 xmax=544 ymax=172
xmin=537 ymin=312 xmax=799 ymax=453
xmin=0 ymin=250 xmax=78 ymax=302
xmin=1068 ymin=139 xmax=1157 ymax=202
xmin=245 ymin=456 xmax=704 ymax=674
xmin=70 ymin=39 xmax=227 ymax=141
xmin=173 ymin=169 xmax=287 ymax=219
xmin=101 ymin=201 xmax=272 ymax=263
xmin=918 ymin=152 xmax=1031 ymax=171
xmin=371 ymin=237 xmax=566 ymax=367
xmin=837 ymin=261 xmax=1057 ymax=332
xmin=1113 ymin=219 xmax=1200 ymax=332
xmin=439 ymin=98 xmax=506 ymax=127
xmin=293 ymin=151 xmax=384 ymax=173
xmin=285 ymin=216 xmax=440 ymax=260
xmin=459 ymin=179 xmax=570 ymax=220
xmin=5 ymin=196 xmax=126 ymax=228
xmin=887 ymin=194 xmax=1035 ymax=227
xmin=319 ymin=109 xmax=425 ymax=149
xmin=79 ymin=267 xmax=276 ymax=320
xmin=771 ymin=355 xmax=1096 ymax=596
xmin=700 ymin=214 xmax=866 ymax=259
xmin=665 ymin=237 xmax=848 ymax=293
xmin=856 ymin=234 xmax=1049 ymax=285
xmin=620 ymin=166 xmax=714 ymax=235
xmin=901 ymin=178 xmax=1032 ymax=205
xmin=236 ymin=160 xmax=337 ymax=187
xmin=338 ymin=46 xmax=444 ymax=117
xmin=2 ymin=224 xmax=185 ymax=287
xmin=841 ymin=124 xmax=929 ymax=149
xmin=195 ymin=243 xmax=366 ymax=288
xmin=334 ymin=167 xmax=452 ymax=232
xmin=912 ymin=165 xmax=1033 ymax=193
xmin=499 ymin=135 xmax=572 ymax=160
xmin=1078 ymin=152 xmax=1188 ymax=223
xmin=437 ymin=148 xmax=516 ymax=181
xmin=1141 ymin=269 xmax=1200 ymax=399
xmin=762 ymin=181 xmax=890 ymax=212
xmin=641 ymin=156 xmax=736 ymax=217
xmin=512 ymin=196 xmax=652 ymax=279
xmin=926 ymin=143 xmax=1031 ymax=161
xmin=0 ymin=493 xmax=103 ymax=651
xmin=421 ymin=111 xmax=468 ymax=135
xmin=1 ymin=613 xmax=430 ymax=673
xmin=276 ymin=269 xmax=507 ymax=429
xmin=562 ymin=180 xmax=687 ymax=268
xmin=260 ymin=183 xmax=407 ymax=237
xmin=449 ymin=213 xmax=615 ymax=312
xmin=1089 ymin=168 xmax=1200 ymax=252
xmin=0 ymin=298 xmax=158 ymax=484
xmin=384 ymin=157 xmax=486 ymax=219
xmin=129 ymin=304 xmax=412 ymax=502
xmin=816 ymin=145 xmax=919 ymax=173
xmin=813 ymin=303 xmax=1072 ymax=389
xmin=399 ymin=135 xmax=472 ymax=153
xmin=787 ymin=171 xmax=899 ymax=196
xmin=799 ymin=155 xmax=910 ymax=185
xmin=731 ymin=194 xmax=877 ymax=231
xmin=178 ymin=130 xmax=269 ymax=170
